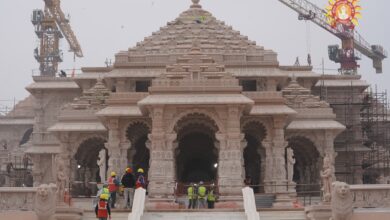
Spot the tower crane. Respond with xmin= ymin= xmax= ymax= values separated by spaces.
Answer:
xmin=31 ymin=0 xmax=83 ymax=76
xmin=278 ymin=0 xmax=387 ymax=75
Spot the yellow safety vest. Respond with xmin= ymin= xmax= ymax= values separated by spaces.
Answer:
xmin=207 ymin=190 xmax=216 ymax=202
xmin=187 ymin=186 xmax=195 ymax=199
xmin=198 ymin=186 xmax=206 ymax=199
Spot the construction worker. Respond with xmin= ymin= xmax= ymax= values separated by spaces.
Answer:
xmin=121 ymin=167 xmax=135 ymax=209
xmin=207 ymin=184 xmax=216 ymax=209
xmin=197 ymin=181 xmax=207 ymax=209
xmin=187 ymin=183 xmax=197 ymax=209
xmin=135 ymin=168 xmax=146 ymax=189
xmin=95 ymin=183 xmax=110 ymax=208
xmin=95 ymin=194 xmax=111 ymax=220
xmin=107 ymin=172 xmax=120 ymax=208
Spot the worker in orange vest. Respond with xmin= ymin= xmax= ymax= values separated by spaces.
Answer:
xmin=95 ymin=194 xmax=111 ymax=220
xmin=107 ymin=171 xmax=120 ymax=208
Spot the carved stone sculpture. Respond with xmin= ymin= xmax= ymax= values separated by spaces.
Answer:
xmin=97 ymin=149 xmax=106 ymax=183
xmin=330 ymin=181 xmax=353 ymax=220
xmin=34 ymin=183 xmax=57 ymax=220
xmin=55 ymin=156 xmax=68 ymax=203
xmin=286 ymin=148 xmax=295 ymax=183
xmin=321 ymin=154 xmax=333 ymax=203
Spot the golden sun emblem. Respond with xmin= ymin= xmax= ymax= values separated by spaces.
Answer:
xmin=326 ymin=0 xmax=362 ymax=29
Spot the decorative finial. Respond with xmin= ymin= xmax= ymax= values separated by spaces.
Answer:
xmin=191 ymin=0 xmax=201 ymax=8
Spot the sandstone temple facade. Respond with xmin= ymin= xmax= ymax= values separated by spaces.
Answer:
xmin=4 ymin=0 xmax=384 ymax=204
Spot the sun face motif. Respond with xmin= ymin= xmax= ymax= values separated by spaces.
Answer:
xmin=326 ymin=0 xmax=362 ymax=29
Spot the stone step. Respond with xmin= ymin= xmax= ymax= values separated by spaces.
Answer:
xmin=82 ymin=210 xmax=306 ymax=220
xmin=255 ymin=194 xmax=275 ymax=208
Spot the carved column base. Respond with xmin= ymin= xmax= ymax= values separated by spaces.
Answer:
xmin=218 ymin=178 xmax=243 ymax=196
xmin=288 ymin=181 xmax=297 ymax=196
xmin=305 ymin=204 xmax=331 ymax=220
xmin=148 ymin=181 xmax=175 ymax=199
xmin=272 ymin=193 xmax=294 ymax=208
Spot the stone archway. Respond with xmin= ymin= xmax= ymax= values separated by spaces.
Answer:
xmin=73 ymin=137 xmax=107 ymax=196
xmin=126 ymin=121 xmax=151 ymax=174
xmin=287 ymin=136 xmax=320 ymax=192
xmin=242 ymin=121 xmax=267 ymax=193
xmin=174 ymin=113 xmax=219 ymax=184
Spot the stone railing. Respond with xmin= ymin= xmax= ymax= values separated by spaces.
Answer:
xmin=107 ymin=92 xmax=149 ymax=104
xmin=351 ymin=184 xmax=390 ymax=208
xmin=0 ymin=187 xmax=36 ymax=211
xmin=242 ymin=91 xmax=283 ymax=100
xmin=152 ymin=78 xmax=239 ymax=88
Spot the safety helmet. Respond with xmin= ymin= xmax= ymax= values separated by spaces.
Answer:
xmin=137 ymin=168 xmax=144 ymax=173
xmin=126 ymin=167 xmax=132 ymax=173
xmin=100 ymin=194 xmax=108 ymax=200
xmin=110 ymin=171 xmax=116 ymax=177
xmin=199 ymin=181 xmax=204 ymax=185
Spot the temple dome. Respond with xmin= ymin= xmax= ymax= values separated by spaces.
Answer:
xmin=114 ymin=0 xmax=278 ymax=68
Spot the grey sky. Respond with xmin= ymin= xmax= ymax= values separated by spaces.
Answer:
xmin=0 ymin=0 xmax=389 ymax=108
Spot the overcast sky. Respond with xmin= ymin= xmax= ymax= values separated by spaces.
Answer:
xmin=0 ymin=0 xmax=389 ymax=109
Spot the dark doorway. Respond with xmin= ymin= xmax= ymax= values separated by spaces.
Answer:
xmin=243 ymin=134 xmax=262 ymax=193
xmin=126 ymin=121 xmax=151 ymax=174
xmin=176 ymin=132 xmax=218 ymax=183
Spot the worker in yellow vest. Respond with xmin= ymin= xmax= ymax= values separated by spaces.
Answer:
xmin=187 ymin=183 xmax=197 ymax=209
xmin=197 ymin=181 xmax=207 ymax=209
xmin=207 ymin=183 xmax=217 ymax=209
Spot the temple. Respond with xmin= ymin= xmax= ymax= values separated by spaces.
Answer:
xmin=1 ymin=1 xmax=390 ymax=218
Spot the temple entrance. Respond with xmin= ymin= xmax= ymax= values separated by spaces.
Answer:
xmin=73 ymin=137 xmax=107 ymax=196
xmin=287 ymin=136 xmax=320 ymax=193
xmin=126 ymin=121 xmax=150 ymax=174
xmin=174 ymin=113 xmax=219 ymax=184
xmin=242 ymin=121 xmax=266 ymax=193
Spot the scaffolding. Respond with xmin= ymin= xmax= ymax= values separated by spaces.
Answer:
xmin=360 ymin=87 xmax=390 ymax=183
xmin=0 ymin=99 xmax=17 ymax=116
xmin=320 ymin=83 xmax=390 ymax=184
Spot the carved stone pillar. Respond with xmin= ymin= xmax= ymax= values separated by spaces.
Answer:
xmin=147 ymin=107 xmax=176 ymax=199
xmin=323 ymin=131 xmax=337 ymax=181
xmin=217 ymin=107 xmax=245 ymax=196
xmin=31 ymin=154 xmax=43 ymax=186
xmin=262 ymin=141 xmax=274 ymax=193
xmin=271 ymin=119 xmax=289 ymax=193
xmin=147 ymin=132 xmax=176 ymax=198
xmin=271 ymin=117 xmax=293 ymax=207
xmin=119 ymin=141 xmax=131 ymax=172
xmin=106 ymin=119 xmax=121 ymax=176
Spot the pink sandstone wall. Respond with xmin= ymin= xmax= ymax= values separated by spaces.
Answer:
xmin=0 ymin=211 xmax=38 ymax=220
xmin=352 ymin=211 xmax=390 ymax=220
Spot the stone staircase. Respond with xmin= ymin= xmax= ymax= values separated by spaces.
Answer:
xmin=83 ymin=210 xmax=306 ymax=220
xmin=255 ymin=194 xmax=275 ymax=208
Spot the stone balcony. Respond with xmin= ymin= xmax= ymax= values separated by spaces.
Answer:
xmin=106 ymin=92 xmax=149 ymax=105
xmin=242 ymin=91 xmax=284 ymax=103
xmin=150 ymin=78 xmax=241 ymax=93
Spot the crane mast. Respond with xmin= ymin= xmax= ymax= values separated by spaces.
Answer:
xmin=278 ymin=0 xmax=387 ymax=74
xmin=31 ymin=0 xmax=83 ymax=76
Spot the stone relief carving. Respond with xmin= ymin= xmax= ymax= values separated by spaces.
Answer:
xmin=330 ymin=181 xmax=353 ymax=220
xmin=352 ymin=187 xmax=390 ymax=208
xmin=54 ymin=155 xmax=68 ymax=203
xmin=0 ymin=189 xmax=35 ymax=211
xmin=286 ymin=147 xmax=295 ymax=183
xmin=34 ymin=183 xmax=57 ymax=220
xmin=321 ymin=154 xmax=333 ymax=203
xmin=97 ymin=148 xmax=106 ymax=183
